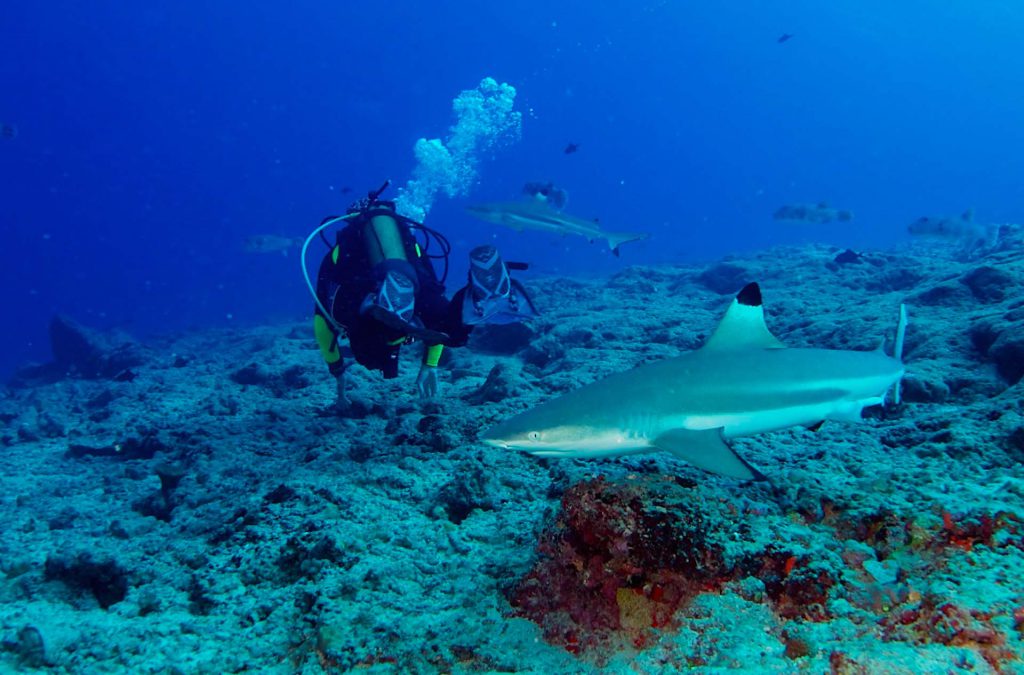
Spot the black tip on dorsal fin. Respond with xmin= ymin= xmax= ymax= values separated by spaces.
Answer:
xmin=703 ymin=281 xmax=783 ymax=351
xmin=736 ymin=282 xmax=762 ymax=307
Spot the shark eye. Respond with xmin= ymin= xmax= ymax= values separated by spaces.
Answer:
xmin=527 ymin=431 xmax=541 ymax=441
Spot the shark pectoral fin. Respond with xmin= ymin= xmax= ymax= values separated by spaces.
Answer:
xmin=653 ymin=428 xmax=765 ymax=481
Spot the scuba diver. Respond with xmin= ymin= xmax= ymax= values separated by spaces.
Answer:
xmin=303 ymin=180 xmax=538 ymax=411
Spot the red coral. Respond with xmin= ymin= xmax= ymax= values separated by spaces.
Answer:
xmin=828 ymin=651 xmax=867 ymax=674
xmin=509 ymin=477 xmax=729 ymax=657
xmin=513 ymin=480 xmax=1020 ymax=666
xmin=825 ymin=507 xmax=913 ymax=559
xmin=781 ymin=630 xmax=811 ymax=659
xmin=879 ymin=596 xmax=1016 ymax=671
xmin=770 ymin=568 xmax=836 ymax=622
xmin=748 ymin=550 xmax=836 ymax=622
xmin=510 ymin=477 xmax=847 ymax=659
xmin=936 ymin=511 xmax=1004 ymax=553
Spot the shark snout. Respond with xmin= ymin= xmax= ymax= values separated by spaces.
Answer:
xmin=478 ymin=426 xmax=508 ymax=448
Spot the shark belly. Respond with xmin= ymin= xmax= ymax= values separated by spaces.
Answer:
xmin=531 ymin=395 xmax=857 ymax=457
xmin=680 ymin=398 xmax=866 ymax=438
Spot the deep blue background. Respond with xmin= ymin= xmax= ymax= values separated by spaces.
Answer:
xmin=3 ymin=1 xmax=1022 ymax=377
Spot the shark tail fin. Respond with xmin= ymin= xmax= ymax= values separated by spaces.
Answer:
xmin=605 ymin=231 xmax=648 ymax=256
xmin=893 ymin=304 xmax=908 ymax=404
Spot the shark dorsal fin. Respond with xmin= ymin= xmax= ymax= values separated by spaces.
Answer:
xmin=701 ymin=282 xmax=786 ymax=351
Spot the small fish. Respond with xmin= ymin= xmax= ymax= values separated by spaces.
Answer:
xmin=777 ymin=33 xmax=794 ymax=44
xmin=112 ymin=369 xmax=137 ymax=382
xmin=1 ymin=123 xmax=17 ymax=139
xmin=774 ymin=202 xmax=853 ymax=225
xmin=244 ymin=234 xmax=302 ymax=255
xmin=339 ymin=186 xmax=353 ymax=194
xmin=833 ymin=249 xmax=863 ymax=265
xmin=564 ymin=142 xmax=579 ymax=154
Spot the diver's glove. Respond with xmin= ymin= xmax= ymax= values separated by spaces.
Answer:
xmin=416 ymin=364 xmax=439 ymax=399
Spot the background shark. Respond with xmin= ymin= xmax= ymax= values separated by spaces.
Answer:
xmin=466 ymin=200 xmax=648 ymax=256
xmin=482 ymin=283 xmax=906 ymax=480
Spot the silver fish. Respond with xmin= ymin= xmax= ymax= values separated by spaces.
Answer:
xmin=244 ymin=234 xmax=302 ymax=255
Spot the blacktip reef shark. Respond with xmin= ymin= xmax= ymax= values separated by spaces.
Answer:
xmin=481 ymin=283 xmax=907 ymax=480
xmin=465 ymin=200 xmax=648 ymax=256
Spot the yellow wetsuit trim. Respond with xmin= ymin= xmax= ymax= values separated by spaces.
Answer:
xmin=414 ymin=242 xmax=422 ymax=257
xmin=425 ymin=344 xmax=443 ymax=367
xmin=331 ymin=245 xmax=340 ymax=265
xmin=387 ymin=336 xmax=406 ymax=346
xmin=313 ymin=314 xmax=341 ymax=364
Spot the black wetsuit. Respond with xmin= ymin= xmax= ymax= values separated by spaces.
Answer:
xmin=314 ymin=215 xmax=471 ymax=379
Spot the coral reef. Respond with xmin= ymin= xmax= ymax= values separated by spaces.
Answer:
xmin=510 ymin=476 xmax=846 ymax=659
xmin=2 ymin=230 xmax=1023 ymax=672
xmin=880 ymin=597 xmax=1015 ymax=671
xmin=510 ymin=477 xmax=727 ymax=656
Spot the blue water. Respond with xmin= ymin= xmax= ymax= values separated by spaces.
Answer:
xmin=3 ymin=1 xmax=1023 ymax=378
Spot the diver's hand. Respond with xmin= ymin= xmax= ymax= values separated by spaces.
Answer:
xmin=335 ymin=371 xmax=352 ymax=413
xmin=416 ymin=364 xmax=439 ymax=399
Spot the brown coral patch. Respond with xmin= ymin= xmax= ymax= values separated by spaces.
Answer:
xmin=509 ymin=477 xmax=730 ymax=656
xmin=879 ymin=596 xmax=1016 ymax=671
